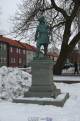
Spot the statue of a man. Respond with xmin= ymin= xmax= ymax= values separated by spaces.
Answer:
xmin=35 ymin=16 xmax=49 ymax=57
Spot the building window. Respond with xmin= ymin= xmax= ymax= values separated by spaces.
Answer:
xmin=4 ymin=58 xmax=6 ymax=63
xmin=0 ymin=58 xmax=1 ymax=63
xmin=10 ymin=47 xmax=13 ymax=53
xmin=0 ymin=44 xmax=1 ymax=48
xmin=19 ymin=58 xmax=22 ymax=64
xmin=11 ymin=58 xmax=15 ymax=63
xmin=13 ymin=58 xmax=15 ymax=63
xmin=3 ymin=44 xmax=6 ymax=50
xmin=19 ymin=49 xmax=21 ymax=54
xmin=0 ymin=43 xmax=6 ymax=50
xmin=11 ymin=58 xmax=13 ymax=63
xmin=0 ymin=57 xmax=6 ymax=63
xmin=23 ymin=50 xmax=25 ymax=54
xmin=16 ymin=48 xmax=18 ymax=53
xmin=0 ymin=44 xmax=3 ymax=50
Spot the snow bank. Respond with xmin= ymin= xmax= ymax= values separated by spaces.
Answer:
xmin=0 ymin=66 xmax=32 ymax=100
xmin=62 ymin=67 xmax=74 ymax=74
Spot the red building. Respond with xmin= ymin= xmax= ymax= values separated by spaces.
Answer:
xmin=2 ymin=35 xmax=60 ymax=68
xmin=0 ymin=35 xmax=38 ymax=67
xmin=17 ymin=41 xmax=37 ymax=67
xmin=0 ymin=35 xmax=26 ymax=67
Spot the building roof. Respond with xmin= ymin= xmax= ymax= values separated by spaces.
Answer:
xmin=0 ymin=35 xmax=23 ymax=48
xmin=0 ymin=35 xmax=37 ymax=51
xmin=17 ymin=41 xmax=37 ymax=51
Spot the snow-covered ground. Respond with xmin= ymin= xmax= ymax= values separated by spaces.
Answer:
xmin=62 ymin=67 xmax=75 ymax=74
xmin=0 ymin=66 xmax=31 ymax=100
xmin=54 ymin=75 xmax=80 ymax=81
xmin=0 ymin=66 xmax=80 ymax=121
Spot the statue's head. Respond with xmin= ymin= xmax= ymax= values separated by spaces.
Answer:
xmin=38 ymin=16 xmax=45 ymax=23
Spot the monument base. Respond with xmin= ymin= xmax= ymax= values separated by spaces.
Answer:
xmin=24 ymin=58 xmax=61 ymax=98
xmin=13 ymin=93 xmax=69 ymax=107
xmin=12 ymin=58 xmax=69 ymax=107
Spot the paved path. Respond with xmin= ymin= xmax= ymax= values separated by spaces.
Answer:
xmin=54 ymin=75 xmax=80 ymax=83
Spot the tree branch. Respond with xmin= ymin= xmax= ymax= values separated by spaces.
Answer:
xmin=69 ymin=31 xmax=80 ymax=49
xmin=69 ymin=2 xmax=79 ymax=23
xmin=52 ymin=21 xmax=65 ymax=29
xmin=50 ymin=0 xmax=69 ymax=19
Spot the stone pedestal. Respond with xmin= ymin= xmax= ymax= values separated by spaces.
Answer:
xmin=13 ymin=57 xmax=69 ymax=107
xmin=24 ymin=58 xmax=61 ymax=98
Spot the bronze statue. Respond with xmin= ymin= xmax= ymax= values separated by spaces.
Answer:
xmin=35 ymin=16 xmax=50 ymax=57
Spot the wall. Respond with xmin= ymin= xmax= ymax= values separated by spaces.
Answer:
xmin=0 ymin=42 xmax=7 ymax=67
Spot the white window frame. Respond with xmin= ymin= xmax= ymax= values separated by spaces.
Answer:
xmin=16 ymin=48 xmax=18 ymax=53
xmin=10 ymin=47 xmax=13 ymax=53
xmin=0 ymin=44 xmax=4 ymax=50
xmin=23 ymin=50 xmax=25 ymax=54
xmin=19 ymin=58 xmax=22 ymax=64
xmin=3 ymin=44 xmax=6 ymax=50
xmin=0 ymin=57 xmax=6 ymax=63
xmin=11 ymin=58 xmax=13 ymax=63
xmin=19 ymin=49 xmax=21 ymax=54
xmin=13 ymin=58 xmax=16 ymax=63
xmin=11 ymin=58 xmax=16 ymax=63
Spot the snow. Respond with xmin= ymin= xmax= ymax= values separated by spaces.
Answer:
xmin=54 ymin=75 xmax=80 ymax=81
xmin=16 ymin=93 xmax=67 ymax=101
xmin=0 ymin=66 xmax=31 ymax=100
xmin=62 ymin=67 xmax=75 ymax=74
xmin=0 ymin=66 xmax=80 ymax=121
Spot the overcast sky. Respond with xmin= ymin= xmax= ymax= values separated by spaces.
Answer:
xmin=0 ymin=0 xmax=20 ymax=35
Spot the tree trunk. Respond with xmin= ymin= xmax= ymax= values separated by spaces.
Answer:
xmin=53 ymin=19 xmax=72 ymax=75
xmin=53 ymin=55 xmax=67 ymax=75
xmin=53 ymin=45 xmax=69 ymax=75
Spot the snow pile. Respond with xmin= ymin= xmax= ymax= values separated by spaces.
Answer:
xmin=62 ymin=67 xmax=74 ymax=74
xmin=0 ymin=66 xmax=32 ymax=100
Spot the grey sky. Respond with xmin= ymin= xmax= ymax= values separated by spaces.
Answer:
xmin=0 ymin=0 xmax=20 ymax=34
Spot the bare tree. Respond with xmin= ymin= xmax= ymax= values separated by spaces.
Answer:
xmin=12 ymin=0 xmax=80 ymax=74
